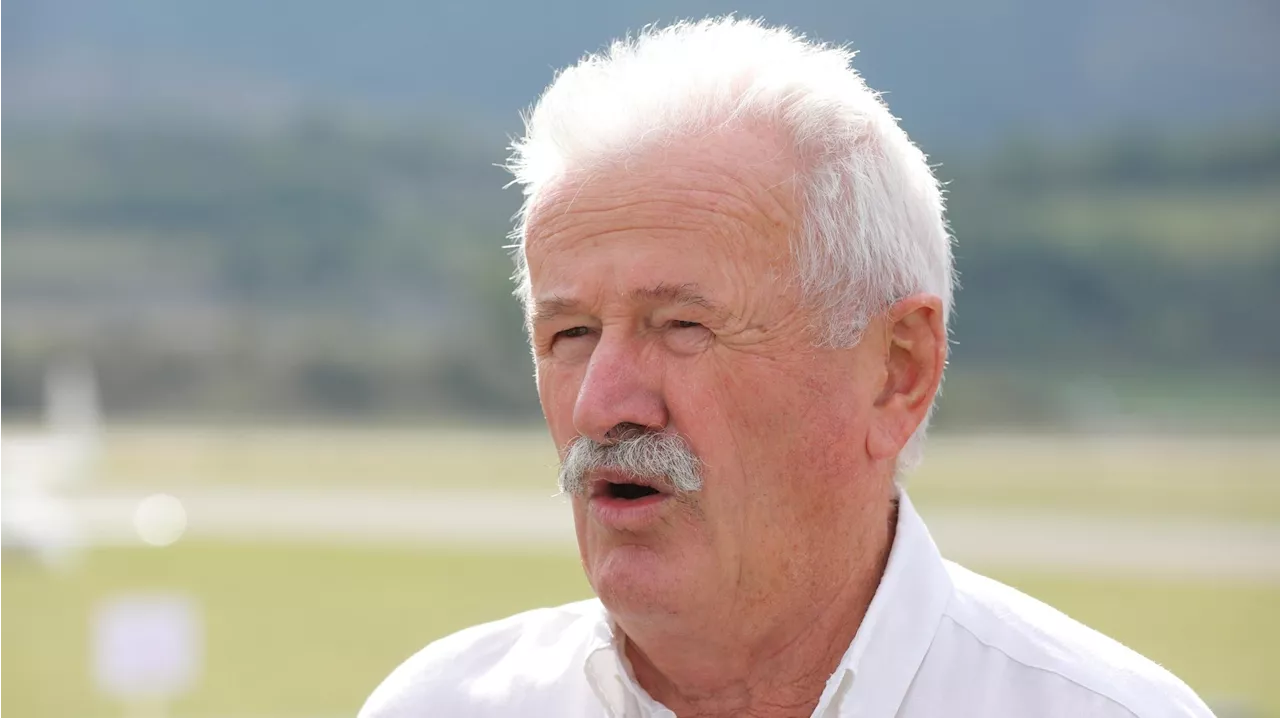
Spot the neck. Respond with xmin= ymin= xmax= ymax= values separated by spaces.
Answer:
xmin=620 ymin=496 xmax=899 ymax=718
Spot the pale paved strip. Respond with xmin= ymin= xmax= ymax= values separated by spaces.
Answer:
xmin=4 ymin=488 xmax=1278 ymax=583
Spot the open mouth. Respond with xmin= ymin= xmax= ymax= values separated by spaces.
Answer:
xmin=606 ymin=482 xmax=662 ymax=500
xmin=587 ymin=474 xmax=672 ymax=527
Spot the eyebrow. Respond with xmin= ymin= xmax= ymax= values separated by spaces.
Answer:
xmin=531 ymin=282 xmax=731 ymax=324
xmin=530 ymin=296 xmax=581 ymax=325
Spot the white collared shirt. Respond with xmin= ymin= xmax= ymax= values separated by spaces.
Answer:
xmin=360 ymin=493 xmax=1215 ymax=717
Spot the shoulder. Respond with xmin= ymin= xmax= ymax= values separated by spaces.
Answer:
xmin=358 ymin=599 xmax=607 ymax=718
xmin=918 ymin=562 xmax=1214 ymax=718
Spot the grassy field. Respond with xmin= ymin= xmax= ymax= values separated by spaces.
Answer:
xmin=4 ymin=543 xmax=1278 ymax=718
xmin=88 ymin=426 xmax=1280 ymax=521
xmin=3 ymin=426 xmax=1279 ymax=716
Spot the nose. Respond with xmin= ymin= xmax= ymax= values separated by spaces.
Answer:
xmin=572 ymin=331 xmax=668 ymax=444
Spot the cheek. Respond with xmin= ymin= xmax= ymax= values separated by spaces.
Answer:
xmin=670 ymin=354 xmax=869 ymax=479
xmin=661 ymin=356 xmax=793 ymax=484
xmin=537 ymin=363 xmax=585 ymax=443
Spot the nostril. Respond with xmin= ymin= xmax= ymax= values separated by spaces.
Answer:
xmin=605 ymin=423 xmax=649 ymax=443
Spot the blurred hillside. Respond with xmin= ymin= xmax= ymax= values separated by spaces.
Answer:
xmin=5 ymin=0 xmax=1279 ymax=145
xmin=3 ymin=1 xmax=1279 ymax=429
xmin=5 ymin=120 xmax=1278 ymax=427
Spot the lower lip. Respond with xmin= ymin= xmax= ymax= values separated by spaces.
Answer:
xmin=588 ymin=492 xmax=671 ymax=530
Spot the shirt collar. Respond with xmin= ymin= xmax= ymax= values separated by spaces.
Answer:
xmin=822 ymin=488 xmax=953 ymax=717
xmin=583 ymin=488 xmax=952 ymax=718
xmin=584 ymin=614 xmax=671 ymax=717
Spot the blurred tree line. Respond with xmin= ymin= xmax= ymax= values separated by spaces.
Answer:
xmin=4 ymin=119 xmax=1278 ymax=429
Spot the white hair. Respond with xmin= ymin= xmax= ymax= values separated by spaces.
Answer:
xmin=506 ymin=17 xmax=954 ymax=473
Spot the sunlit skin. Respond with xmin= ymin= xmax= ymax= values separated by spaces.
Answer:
xmin=523 ymin=125 xmax=947 ymax=718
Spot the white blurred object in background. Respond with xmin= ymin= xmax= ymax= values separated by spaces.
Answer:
xmin=93 ymin=592 xmax=203 ymax=716
xmin=1 ymin=358 xmax=102 ymax=567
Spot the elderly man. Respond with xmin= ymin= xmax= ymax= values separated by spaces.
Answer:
xmin=362 ymin=18 xmax=1213 ymax=718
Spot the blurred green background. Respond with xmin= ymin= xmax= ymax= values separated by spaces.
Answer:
xmin=3 ymin=1 xmax=1278 ymax=716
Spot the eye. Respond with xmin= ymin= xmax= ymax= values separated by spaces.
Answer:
xmin=542 ymin=325 xmax=598 ymax=361
xmin=662 ymin=319 xmax=711 ymax=354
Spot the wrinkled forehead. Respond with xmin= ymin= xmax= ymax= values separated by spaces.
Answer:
xmin=522 ymin=125 xmax=803 ymax=260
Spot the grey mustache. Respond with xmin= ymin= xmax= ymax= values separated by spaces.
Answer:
xmin=558 ymin=432 xmax=703 ymax=497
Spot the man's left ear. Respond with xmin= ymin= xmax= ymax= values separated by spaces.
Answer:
xmin=866 ymin=294 xmax=946 ymax=461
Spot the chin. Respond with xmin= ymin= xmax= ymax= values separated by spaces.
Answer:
xmin=585 ymin=542 xmax=693 ymax=619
